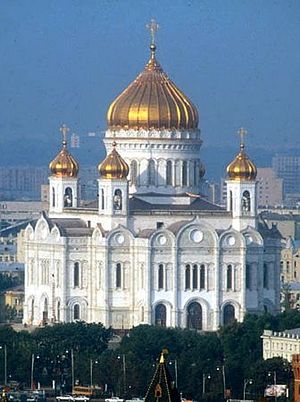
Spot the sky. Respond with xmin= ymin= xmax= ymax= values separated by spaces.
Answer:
xmin=0 ymin=0 xmax=300 ymax=166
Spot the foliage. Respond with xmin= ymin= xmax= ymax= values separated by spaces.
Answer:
xmin=0 ymin=273 xmax=21 ymax=292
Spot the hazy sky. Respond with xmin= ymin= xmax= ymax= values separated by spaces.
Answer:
xmin=1 ymin=0 xmax=300 ymax=152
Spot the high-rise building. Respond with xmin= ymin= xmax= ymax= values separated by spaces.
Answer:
xmin=272 ymin=154 xmax=300 ymax=203
xmin=256 ymin=167 xmax=283 ymax=207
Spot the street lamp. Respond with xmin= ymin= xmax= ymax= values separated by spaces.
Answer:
xmin=0 ymin=345 xmax=7 ymax=385
xmin=268 ymin=371 xmax=277 ymax=402
xmin=90 ymin=359 xmax=98 ymax=389
xmin=168 ymin=360 xmax=178 ymax=388
xmin=117 ymin=354 xmax=126 ymax=398
xmin=31 ymin=354 xmax=40 ymax=390
xmin=243 ymin=378 xmax=253 ymax=400
xmin=202 ymin=373 xmax=211 ymax=397
xmin=217 ymin=365 xmax=226 ymax=398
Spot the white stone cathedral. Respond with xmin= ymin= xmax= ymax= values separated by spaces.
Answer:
xmin=22 ymin=29 xmax=281 ymax=331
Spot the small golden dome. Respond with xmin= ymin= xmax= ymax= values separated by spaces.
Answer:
xmin=227 ymin=143 xmax=257 ymax=181
xmin=107 ymin=44 xmax=199 ymax=131
xmin=49 ymin=125 xmax=79 ymax=178
xmin=98 ymin=142 xmax=129 ymax=179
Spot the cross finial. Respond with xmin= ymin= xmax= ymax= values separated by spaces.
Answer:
xmin=60 ymin=124 xmax=69 ymax=146
xmin=238 ymin=127 xmax=247 ymax=149
xmin=146 ymin=19 xmax=159 ymax=45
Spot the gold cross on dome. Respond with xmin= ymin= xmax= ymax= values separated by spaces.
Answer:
xmin=146 ymin=19 xmax=159 ymax=45
xmin=238 ymin=127 xmax=247 ymax=146
xmin=60 ymin=124 xmax=69 ymax=144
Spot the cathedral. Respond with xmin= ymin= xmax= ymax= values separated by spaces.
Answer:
xmin=22 ymin=23 xmax=281 ymax=331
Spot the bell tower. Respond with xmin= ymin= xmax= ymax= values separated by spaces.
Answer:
xmin=226 ymin=128 xmax=257 ymax=230
xmin=49 ymin=124 xmax=79 ymax=215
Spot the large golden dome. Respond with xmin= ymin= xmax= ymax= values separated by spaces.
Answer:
xmin=227 ymin=143 xmax=257 ymax=181
xmin=49 ymin=125 xmax=79 ymax=178
xmin=98 ymin=141 xmax=129 ymax=179
xmin=107 ymin=44 xmax=199 ymax=131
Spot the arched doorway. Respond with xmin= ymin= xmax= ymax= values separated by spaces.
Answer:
xmin=187 ymin=302 xmax=202 ymax=330
xmin=223 ymin=304 xmax=235 ymax=326
xmin=155 ymin=304 xmax=166 ymax=327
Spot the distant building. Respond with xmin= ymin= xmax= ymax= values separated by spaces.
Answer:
xmin=0 ymin=285 xmax=24 ymax=323
xmin=71 ymin=133 xmax=80 ymax=148
xmin=262 ymin=328 xmax=300 ymax=362
xmin=257 ymin=168 xmax=283 ymax=207
xmin=272 ymin=155 xmax=300 ymax=204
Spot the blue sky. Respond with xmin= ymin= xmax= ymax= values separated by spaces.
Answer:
xmin=1 ymin=0 xmax=300 ymax=153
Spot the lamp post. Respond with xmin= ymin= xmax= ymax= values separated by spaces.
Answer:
xmin=168 ymin=360 xmax=178 ymax=388
xmin=202 ymin=373 xmax=211 ymax=397
xmin=31 ymin=354 xmax=40 ymax=390
xmin=90 ymin=359 xmax=98 ymax=389
xmin=217 ymin=365 xmax=226 ymax=398
xmin=118 ymin=354 xmax=126 ymax=398
xmin=0 ymin=345 xmax=7 ymax=385
xmin=243 ymin=378 xmax=253 ymax=400
xmin=268 ymin=371 xmax=277 ymax=402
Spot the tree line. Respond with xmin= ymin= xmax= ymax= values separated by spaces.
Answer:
xmin=0 ymin=310 xmax=300 ymax=400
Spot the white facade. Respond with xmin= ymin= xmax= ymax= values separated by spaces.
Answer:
xmin=262 ymin=329 xmax=300 ymax=362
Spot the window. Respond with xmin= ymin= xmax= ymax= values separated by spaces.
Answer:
xmin=158 ymin=264 xmax=164 ymax=290
xmin=74 ymin=304 xmax=80 ymax=320
xmin=116 ymin=263 xmax=122 ymax=288
xmin=223 ymin=304 xmax=235 ymax=326
xmin=57 ymin=301 xmax=60 ymax=322
xmin=101 ymin=189 xmax=105 ymax=210
xmin=192 ymin=264 xmax=198 ymax=289
xmin=227 ymin=265 xmax=233 ymax=290
xmin=246 ymin=264 xmax=251 ymax=290
xmin=64 ymin=187 xmax=73 ymax=207
xmin=130 ymin=160 xmax=137 ymax=185
xmin=166 ymin=161 xmax=172 ymax=186
xmin=193 ymin=161 xmax=197 ymax=186
xmin=52 ymin=187 xmax=55 ymax=207
xmin=242 ymin=190 xmax=251 ymax=212
xmin=113 ymin=189 xmax=122 ymax=210
xmin=185 ymin=264 xmax=191 ymax=290
xmin=74 ymin=262 xmax=80 ymax=287
xmin=200 ymin=264 xmax=205 ymax=290
xmin=187 ymin=302 xmax=202 ymax=330
xmin=43 ymin=298 xmax=48 ymax=323
xmin=155 ymin=304 xmax=166 ymax=327
xmin=148 ymin=159 xmax=156 ymax=186
xmin=182 ymin=161 xmax=188 ymax=186
xmin=229 ymin=191 xmax=233 ymax=211
xmin=286 ymin=261 xmax=290 ymax=272
xmin=263 ymin=263 xmax=269 ymax=289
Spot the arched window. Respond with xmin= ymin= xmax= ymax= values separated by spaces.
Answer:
xmin=52 ymin=187 xmax=55 ymax=207
xmin=185 ymin=264 xmax=191 ymax=290
xmin=166 ymin=161 xmax=172 ymax=186
xmin=200 ymin=264 xmax=205 ymax=290
xmin=229 ymin=190 xmax=233 ymax=211
xmin=155 ymin=304 xmax=166 ymax=327
xmin=57 ymin=301 xmax=60 ymax=322
xmin=242 ymin=190 xmax=251 ymax=212
xmin=130 ymin=160 xmax=137 ymax=185
xmin=74 ymin=262 xmax=80 ymax=287
xmin=113 ymin=189 xmax=122 ymax=210
xmin=158 ymin=264 xmax=164 ymax=290
xmin=74 ymin=304 xmax=80 ymax=320
xmin=148 ymin=159 xmax=156 ymax=186
xmin=246 ymin=264 xmax=251 ymax=290
xmin=101 ymin=189 xmax=105 ymax=210
xmin=227 ymin=265 xmax=233 ymax=290
xmin=182 ymin=161 xmax=188 ymax=186
xmin=286 ymin=261 xmax=290 ymax=272
xmin=64 ymin=187 xmax=73 ymax=207
xmin=31 ymin=299 xmax=34 ymax=322
xmin=193 ymin=161 xmax=197 ymax=186
xmin=187 ymin=302 xmax=202 ymax=330
xmin=116 ymin=263 xmax=122 ymax=288
xmin=43 ymin=298 xmax=48 ymax=323
xmin=223 ymin=304 xmax=235 ymax=326
xmin=192 ymin=264 xmax=198 ymax=289
xmin=263 ymin=263 xmax=269 ymax=289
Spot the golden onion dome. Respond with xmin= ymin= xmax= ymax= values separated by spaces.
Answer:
xmin=107 ymin=43 xmax=199 ymax=131
xmin=199 ymin=160 xmax=206 ymax=179
xmin=49 ymin=125 xmax=79 ymax=178
xmin=227 ymin=142 xmax=257 ymax=181
xmin=98 ymin=141 xmax=129 ymax=179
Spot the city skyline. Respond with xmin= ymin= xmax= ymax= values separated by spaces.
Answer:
xmin=1 ymin=0 xmax=300 ymax=163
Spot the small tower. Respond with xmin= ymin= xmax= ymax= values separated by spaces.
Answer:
xmin=49 ymin=124 xmax=79 ymax=214
xmin=98 ymin=141 xmax=129 ymax=226
xmin=226 ymin=128 xmax=257 ymax=230
xmin=144 ymin=350 xmax=181 ymax=402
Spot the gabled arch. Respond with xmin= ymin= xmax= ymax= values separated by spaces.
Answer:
xmin=149 ymin=229 xmax=175 ymax=248
xmin=34 ymin=213 xmax=51 ymax=241
xmin=24 ymin=224 xmax=34 ymax=241
xmin=241 ymin=226 xmax=264 ymax=247
xmin=175 ymin=218 xmax=219 ymax=248
xmin=107 ymin=225 xmax=135 ymax=247
xmin=219 ymin=226 xmax=246 ymax=249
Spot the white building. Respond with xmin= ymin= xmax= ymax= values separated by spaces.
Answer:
xmin=22 ymin=34 xmax=281 ymax=330
xmin=262 ymin=328 xmax=300 ymax=362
